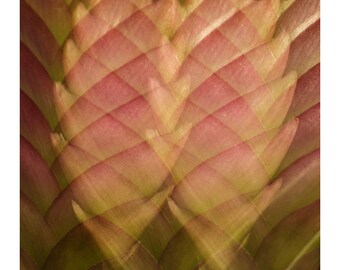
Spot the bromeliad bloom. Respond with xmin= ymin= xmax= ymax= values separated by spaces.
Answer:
xmin=21 ymin=0 xmax=320 ymax=269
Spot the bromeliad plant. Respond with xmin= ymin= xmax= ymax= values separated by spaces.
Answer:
xmin=21 ymin=0 xmax=320 ymax=269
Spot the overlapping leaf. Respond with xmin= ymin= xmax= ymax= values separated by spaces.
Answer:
xmin=21 ymin=0 xmax=320 ymax=269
